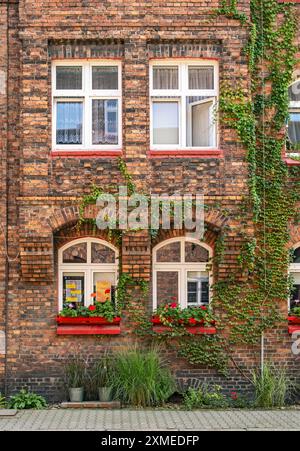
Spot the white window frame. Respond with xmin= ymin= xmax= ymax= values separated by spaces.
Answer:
xmin=152 ymin=237 xmax=212 ymax=310
xmin=287 ymin=79 xmax=300 ymax=155
xmin=58 ymin=238 xmax=119 ymax=311
xmin=52 ymin=60 xmax=122 ymax=151
xmin=150 ymin=60 xmax=219 ymax=151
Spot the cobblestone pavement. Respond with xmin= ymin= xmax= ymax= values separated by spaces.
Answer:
xmin=0 ymin=409 xmax=300 ymax=431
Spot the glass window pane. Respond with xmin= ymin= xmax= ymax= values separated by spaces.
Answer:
xmin=92 ymin=99 xmax=118 ymax=145
xmin=288 ymin=112 xmax=300 ymax=145
xmin=187 ymin=271 xmax=209 ymax=306
xmin=185 ymin=242 xmax=209 ymax=263
xmin=91 ymin=243 xmax=116 ymax=264
xmin=92 ymin=66 xmax=118 ymax=90
xmin=186 ymin=97 xmax=213 ymax=147
xmin=153 ymin=101 xmax=179 ymax=145
xmin=156 ymin=241 xmax=181 ymax=263
xmin=289 ymin=81 xmax=300 ymax=102
xmin=156 ymin=271 xmax=179 ymax=306
xmin=153 ymin=67 xmax=178 ymax=90
xmin=56 ymin=102 xmax=83 ymax=145
xmin=293 ymin=247 xmax=300 ymax=263
xmin=189 ymin=66 xmax=214 ymax=90
xmin=63 ymin=243 xmax=87 ymax=264
xmin=93 ymin=272 xmax=116 ymax=303
xmin=56 ymin=66 xmax=82 ymax=90
xmin=63 ymin=272 xmax=85 ymax=308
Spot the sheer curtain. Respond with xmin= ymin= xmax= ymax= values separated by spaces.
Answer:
xmin=92 ymin=99 xmax=118 ymax=145
xmin=153 ymin=67 xmax=178 ymax=90
xmin=288 ymin=113 xmax=300 ymax=145
xmin=189 ymin=66 xmax=214 ymax=90
xmin=56 ymin=102 xmax=83 ymax=145
xmin=56 ymin=67 xmax=82 ymax=90
xmin=92 ymin=67 xmax=118 ymax=90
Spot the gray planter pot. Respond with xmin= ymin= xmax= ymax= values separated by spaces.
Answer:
xmin=98 ymin=387 xmax=112 ymax=402
xmin=69 ymin=387 xmax=84 ymax=403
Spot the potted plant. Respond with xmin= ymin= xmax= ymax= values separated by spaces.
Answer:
xmin=64 ymin=357 xmax=87 ymax=402
xmin=92 ymin=355 xmax=113 ymax=402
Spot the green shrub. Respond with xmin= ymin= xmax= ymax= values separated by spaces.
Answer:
xmin=183 ymin=385 xmax=229 ymax=410
xmin=0 ymin=393 xmax=7 ymax=408
xmin=252 ymin=364 xmax=294 ymax=408
xmin=110 ymin=347 xmax=176 ymax=407
xmin=9 ymin=389 xmax=47 ymax=410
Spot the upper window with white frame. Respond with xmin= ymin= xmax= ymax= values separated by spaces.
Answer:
xmin=52 ymin=61 xmax=122 ymax=151
xmin=150 ymin=60 xmax=218 ymax=151
xmin=287 ymin=79 xmax=300 ymax=153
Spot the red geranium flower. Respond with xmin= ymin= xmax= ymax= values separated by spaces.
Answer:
xmin=200 ymin=306 xmax=207 ymax=311
xmin=91 ymin=293 xmax=96 ymax=298
xmin=188 ymin=318 xmax=197 ymax=325
xmin=170 ymin=303 xmax=177 ymax=308
xmin=105 ymin=289 xmax=111 ymax=294
xmin=88 ymin=305 xmax=96 ymax=311
xmin=231 ymin=392 xmax=238 ymax=401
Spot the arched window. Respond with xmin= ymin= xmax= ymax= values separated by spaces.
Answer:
xmin=290 ymin=244 xmax=300 ymax=309
xmin=58 ymin=238 xmax=118 ymax=310
xmin=153 ymin=237 xmax=212 ymax=310
xmin=288 ymin=79 xmax=300 ymax=151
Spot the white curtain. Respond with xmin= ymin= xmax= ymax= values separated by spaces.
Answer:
xmin=153 ymin=67 xmax=178 ymax=90
xmin=56 ymin=66 xmax=82 ymax=90
xmin=92 ymin=66 xmax=118 ymax=90
xmin=153 ymin=101 xmax=179 ymax=145
xmin=92 ymin=99 xmax=118 ymax=145
xmin=189 ymin=66 xmax=214 ymax=90
xmin=56 ymin=102 xmax=82 ymax=145
xmin=288 ymin=113 xmax=300 ymax=145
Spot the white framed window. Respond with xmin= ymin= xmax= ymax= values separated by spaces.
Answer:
xmin=52 ymin=61 xmax=122 ymax=151
xmin=289 ymin=243 xmax=300 ymax=310
xmin=58 ymin=238 xmax=119 ymax=310
xmin=150 ymin=60 xmax=218 ymax=151
xmin=152 ymin=237 xmax=212 ymax=310
xmin=287 ymin=79 xmax=300 ymax=154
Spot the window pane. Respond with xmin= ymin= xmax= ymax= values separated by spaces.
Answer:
xmin=293 ymin=247 xmax=300 ymax=263
xmin=186 ymin=97 xmax=214 ymax=147
xmin=189 ymin=66 xmax=214 ymax=90
xmin=63 ymin=273 xmax=85 ymax=308
xmin=153 ymin=67 xmax=178 ymax=90
xmin=91 ymin=243 xmax=116 ymax=264
xmin=156 ymin=271 xmax=179 ymax=306
xmin=187 ymin=271 xmax=209 ymax=306
xmin=288 ymin=112 xmax=300 ymax=145
xmin=92 ymin=66 xmax=118 ymax=90
xmin=93 ymin=272 xmax=116 ymax=304
xmin=56 ymin=66 xmax=82 ymax=90
xmin=156 ymin=241 xmax=181 ymax=263
xmin=153 ymin=101 xmax=179 ymax=145
xmin=63 ymin=243 xmax=87 ymax=264
xmin=56 ymin=102 xmax=83 ymax=145
xmin=92 ymin=99 xmax=118 ymax=145
xmin=185 ymin=242 xmax=209 ymax=263
xmin=289 ymin=81 xmax=300 ymax=102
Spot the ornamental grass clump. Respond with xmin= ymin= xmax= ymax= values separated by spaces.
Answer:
xmin=110 ymin=347 xmax=176 ymax=407
xmin=252 ymin=364 xmax=294 ymax=408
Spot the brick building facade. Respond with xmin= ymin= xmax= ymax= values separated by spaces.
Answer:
xmin=0 ymin=0 xmax=299 ymax=401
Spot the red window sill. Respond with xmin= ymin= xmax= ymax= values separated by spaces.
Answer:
xmin=283 ymin=157 xmax=300 ymax=166
xmin=148 ymin=149 xmax=224 ymax=159
xmin=51 ymin=150 xmax=123 ymax=158
xmin=57 ymin=325 xmax=121 ymax=335
xmin=152 ymin=325 xmax=217 ymax=335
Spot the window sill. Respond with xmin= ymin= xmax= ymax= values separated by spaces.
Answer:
xmin=51 ymin=150 xmax=123 ymax=158
xmin=148 ymin=149 xmax=224 ymax=159
xmin=283 ymin=157 xmax=300 ymax=166
xmin=152 ymin=324 xmax=217 ymax=335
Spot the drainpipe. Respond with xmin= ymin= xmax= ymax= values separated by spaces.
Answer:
xmin=261 ymin=332 xmax=265 ymax=377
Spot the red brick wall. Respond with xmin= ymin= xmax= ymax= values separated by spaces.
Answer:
xmin=0 ymin=0 xmax=299 ymax=400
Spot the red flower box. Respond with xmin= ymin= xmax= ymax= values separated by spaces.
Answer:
xmin=56 ymin=316 xmax=121 ymax=325
xmin=288 ymin=316 xmax=300 ymax=325
xmin=152 ymin=325 xmax=217 ymax=335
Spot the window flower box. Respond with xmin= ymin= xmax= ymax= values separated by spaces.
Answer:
xmin=288 ymin=315 xmax=300 ymax=335
xmin=288 ymin=316 xmax=300 ymax=325
xmin=56 ymin=316 xmax=121 ymax=335
xmin=56 ymin=316 xmax=121 ymax=325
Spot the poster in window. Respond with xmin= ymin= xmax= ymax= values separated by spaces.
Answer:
xmin=96 ymin=281 xmax=111 ymax=303
xmin=63 ymin=275 xmax=84 ymax=305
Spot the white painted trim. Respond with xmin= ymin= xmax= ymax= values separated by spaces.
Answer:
xmin=152 ymin=237 xmax=212 ymax=310
xmin=52 ymin=60 xmax=122 ymax=151
xmin=150 ymin=60 xmax=218 ymax=151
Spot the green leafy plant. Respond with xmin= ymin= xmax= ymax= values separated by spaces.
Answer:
xmin=110 ymin=347 xmax=176 ymax=407
xmin=58 ymin=301 xmax=119 ymax=322
xmin=183 ymin=385 xmax=229 ymax=410
xmin=252 ymin=364 xmax=294 ymax=408
xmin=0 ymin=393 xmax=7 ymax=408
xmin=63 ymin=356 xmax=87 ymax=389
xmin=153 ymin=302 xmax=215 ymax=327
xmin=290 ymin=307 xmax=300 ymax=318
xmin=9 ymin=389 xmax=47 ymax=410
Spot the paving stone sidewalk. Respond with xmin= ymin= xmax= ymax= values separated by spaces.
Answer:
xmin=0 ymin=409 xmax=300 ymax=431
